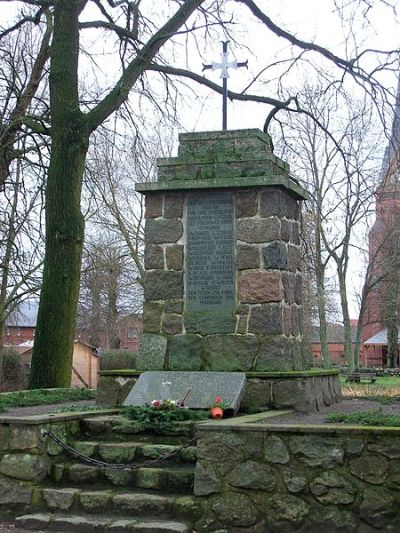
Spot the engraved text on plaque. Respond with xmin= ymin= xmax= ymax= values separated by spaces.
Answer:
xmin=186 ymin=191 xmax=235 ymax=311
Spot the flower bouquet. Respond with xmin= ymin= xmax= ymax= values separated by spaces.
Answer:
xmin=209 ymin=395 xmax=229 ymax=420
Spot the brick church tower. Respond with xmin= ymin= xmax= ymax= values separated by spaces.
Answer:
xmin=362 ymin=78 xmax=400 ymax=365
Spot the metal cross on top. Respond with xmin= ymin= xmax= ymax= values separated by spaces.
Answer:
xmin=203 ymin=41 xmax=248 ymax=130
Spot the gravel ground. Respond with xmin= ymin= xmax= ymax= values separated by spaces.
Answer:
xmin=263 ymin=398 xmax=400 ymax=425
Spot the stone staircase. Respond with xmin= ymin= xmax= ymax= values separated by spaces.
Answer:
xmin=14 ymin=415 xmax=199 ymax=532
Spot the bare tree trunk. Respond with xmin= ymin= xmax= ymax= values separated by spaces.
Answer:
xmin=337 ymin=267 xmax=354 ymax=371
xmin=314 ymin=225 xmax=331 ymax=367
xmin=29 ymin=0 xmax=89 ymax=388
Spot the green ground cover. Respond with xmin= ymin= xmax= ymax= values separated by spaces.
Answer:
xmin=0 ymin=388 xmax=95 ymax=412
xmin=326 ymin=409 xmax=400 ymax=427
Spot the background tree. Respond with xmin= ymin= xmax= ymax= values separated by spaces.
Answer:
xmin=276 ymin=84 xmax=380 ymax=370
xmin=78 ymin=233 xmax=140 ymax=349
xmin=1 ymin=0 xmax=399 ymax=387
xmin=0 ymin=20 xmax=49 ymax=378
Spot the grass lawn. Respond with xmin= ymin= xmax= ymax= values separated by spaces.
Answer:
xmin=0 ymin=388 xmax=95 ymax=412
xmin=340 ymin=375 xmax=400 ymax=400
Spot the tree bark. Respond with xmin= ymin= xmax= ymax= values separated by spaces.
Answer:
xmin=337 ymin=266 xmax=354 ymax=371
xmin=29 ymin=0 xmax=89 ymax=388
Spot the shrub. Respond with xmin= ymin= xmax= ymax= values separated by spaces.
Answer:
xmin=100 ymin=349 xmax=137 ymax=370
xmin=0 ymin=347 xmax=26 ymax=391
xmin=117 ymin=404 xmax=208 ymax=433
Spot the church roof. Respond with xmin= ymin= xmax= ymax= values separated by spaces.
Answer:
xmin=364 ymin=327 xmax=400 ymax=345
xmin=380 ymin=76 xmax=400 ymax=180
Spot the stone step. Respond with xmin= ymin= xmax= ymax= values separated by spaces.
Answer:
xmin=80 ymin=416 xmax=194 ymax=439
xmin=39 ymin=487 xmax=197 ymax=520
xmin=52 ymin=462 xmax=195 ymax=492
xmin=70 ymin=440 xmax=197 ymax=464
xmin=15 ymin=512 xmax=190 ymax=532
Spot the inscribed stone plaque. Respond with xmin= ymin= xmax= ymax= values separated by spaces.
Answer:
xmin=123 ymin=371 xmax=246 ymax=414
xmin=186 ymin=191 xmax=235 ymax=312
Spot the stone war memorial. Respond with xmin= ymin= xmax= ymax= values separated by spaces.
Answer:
xmin=5 ymin=131 xmax=400 ymax=533
xmin=128 ymin=128 xmax=341 ymax=412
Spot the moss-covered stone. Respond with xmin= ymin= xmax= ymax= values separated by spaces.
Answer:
xmin=194 ymin=461 xmax=221 ymax=496
xmin=136 ymin=468 xmax=163 ymax=490
xmin=0 ymin=478 xmax=32 ymax=505
xmin=104 ymin=468 xmax=132 ymax=486
xmin=9 ymin=427 xmax=40 ymax=451
xmin=162 ymin=314 xmax=183 ymax=335
xmin=235 ymin=190 xmax=258 ymax=218
xmin=264 ymin=435 xmax=290 ymax=464
xmin=143 ymin=301 xmax=163 ymax=333
xmin=80 ymin=490 xmax=113 ymax=512
xmin=184 ymin=312 xmax=236 ymax=335
xmin=236 ymin=244 xmax=260 ymax=270
xmin=248 ymin=304 xmax=283 ymax=335
xmin=0 ymin=453 xmax=49 ymax=481
xmin=113 ymin=492 xmax=170 ymax=515
xmin=42 ymin=488 xmax=78 ymax=511
xmin=169 ymin=334 xmax=203 ymax=370
xmin=368 ymin=441 xmax=400 ymax=459
xmin=310 ymin=471 xmax=356 ymax=504
xmin=98 ymin=443 xmax=137 ymax=463
xmin=145 ymin=219 xmax=183 ymax=244
xmin=241 ymin=380 xmax=271 ymax=411
xmin=144 ymin=244 xmax=164 ymax=269
xmin=349 ymin=454 xmax=389 ymax=484
xmin=136 ymin=333 xmax=167 ymax=370
xmin=226 ymin=460 xmax=276 ymax=490
xmin=164 ymin=300 xmax=184 ymax=314
xmin=239 ymin=271 xmax=283 ymax=303
xmin=256 ymin=336 xmax=292 ymax=371
xmin=68 ymin=464 xmax=99 ymax=484
xmin=96 ymin=375 xmax=137 ymax=407
xmin=144 ymin=271 xmax=183 ymax=301
xmin=164 ymin=193 xmax=184 ymax=218
xmin=263 ymin=241 xmax=288 ymax=270
xmin=166 ymin=244 xmax=184 ymax=270
xmin=174 ymin=495 xmax=202 ymax=522
xmin=260 ymin=189 xmax=299 ymax=219
xmin=289 ymin=435 xmax=344 ymax=468
xmin=360 ymin=486 xmax=394 ymax=528
xmin=211 ymin=492 xmax=260 ymax=527
xmin=145 ymin=194 xmax=163 ymax=219
xmin=237 ymin=217 xmax=281 ymax=243
xmin=72 ymin=441 xmax=98 ymax=457
xmin=265 ymin=493 xmax=309 ymax=527
xmin=205 ymin=334 xmax=258 ymax=371
xmin=288 ymin=244 xmax=302 ymax=272
xmin=283 ymin=469 xmax=307 ymax=494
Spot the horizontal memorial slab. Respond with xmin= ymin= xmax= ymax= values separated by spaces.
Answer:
xmin=123 ymin=371 xmax=246 ymax=414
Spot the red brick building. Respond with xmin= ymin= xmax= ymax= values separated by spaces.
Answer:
xmin=362 ymin=79 xmax=400 ymax=367
xmin=5 ymin=300 xmax=142 ymax=352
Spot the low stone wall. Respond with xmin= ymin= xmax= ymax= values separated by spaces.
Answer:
xmin=97 ymin=369 xmax=342 ymax=413
xmin=0 ymin=411 xmax=114 ymax=515
xmin=194 ymin=413 xmax=400 ymax=531
xmin=96 ymin=370 xmax=140 ymax=407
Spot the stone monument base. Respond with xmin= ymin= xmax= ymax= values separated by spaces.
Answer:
xmin=97 ymin=369 xmax=341 ymax=413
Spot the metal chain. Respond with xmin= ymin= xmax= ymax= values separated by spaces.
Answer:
xmin=42 ymin=430 xmax=196 ymax=470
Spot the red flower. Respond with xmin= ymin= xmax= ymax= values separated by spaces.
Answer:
xmin=151 ymin=400 xmax=161 ymax=407
xmin=215 ymin=396 xmax=222 ymax=403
